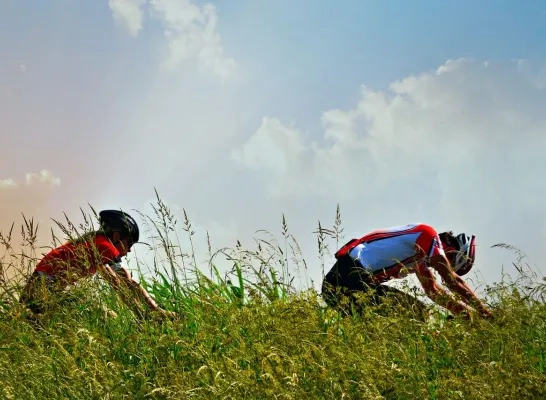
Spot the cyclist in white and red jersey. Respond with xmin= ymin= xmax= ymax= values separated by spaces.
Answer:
xmin=321 ymin=223 xmax=492 ymax=320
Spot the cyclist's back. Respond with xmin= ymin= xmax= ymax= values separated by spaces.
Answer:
xmin=34 ymin=233 xmax=121 ymax=286
xmin=333 ymin=223 xmax=444 ymax=283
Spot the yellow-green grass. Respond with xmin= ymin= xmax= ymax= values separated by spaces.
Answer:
xmin=1 ymin=196 xmax=545 ymax=399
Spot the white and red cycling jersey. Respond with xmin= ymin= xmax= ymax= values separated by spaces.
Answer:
xmin=334 ymin=223 xmax=446 ymax=283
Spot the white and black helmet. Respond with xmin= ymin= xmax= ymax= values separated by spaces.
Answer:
xmin=452 ymin=233 xmax=476 ymax=276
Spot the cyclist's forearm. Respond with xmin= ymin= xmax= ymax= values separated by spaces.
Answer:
xmin=446 ymin=278 xmax=490 ymax=315
xmin=428 ymin=288 xmax=475 ymax=315
xmin=125 ymin=279 xmax=160 ymax=310
xmin=98 ymin=265 xmax=122 ymax=290
xmin=135 ymin=284 xmax=160 ymax=310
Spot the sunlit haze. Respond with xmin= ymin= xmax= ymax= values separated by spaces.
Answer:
xmin=2 ymin=0 xmax=546 ymax=290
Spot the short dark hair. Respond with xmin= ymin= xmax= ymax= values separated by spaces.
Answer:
xmin=439 ymin=231 xmax=459 ymax=250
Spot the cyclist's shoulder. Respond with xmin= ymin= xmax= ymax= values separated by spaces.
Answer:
xmin=65 ymin=233 xmax=119 ymax=257
xmin=411 ymin=222 xmax=439 ymax=233
xmin=93 ymin=234 xmax=120 ymax=255
xmin=364 ymin=222 xmax=435 ymax=237
xmin=94 ymin=233 xmax=113 ymax=246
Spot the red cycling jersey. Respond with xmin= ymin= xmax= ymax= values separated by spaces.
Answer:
xmin=334 ymin=223 xmax=446 ymax=283
xmin=34 ymin=234 xmax=121 ymax=285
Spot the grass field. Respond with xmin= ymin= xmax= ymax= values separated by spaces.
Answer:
xmin=1 ymin=196 xmax=545 ymax=399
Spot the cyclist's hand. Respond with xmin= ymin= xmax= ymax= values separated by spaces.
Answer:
xmin=163 ymin=309 xmax=180 ymax=320
xmin=152 ymin=308 xmax=180 ymax=322
xmin=480 ymin=308 xmax=494 ymax=320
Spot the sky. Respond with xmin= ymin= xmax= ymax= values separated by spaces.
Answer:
xmin=1 ymin=0 xmax=546 ymax=293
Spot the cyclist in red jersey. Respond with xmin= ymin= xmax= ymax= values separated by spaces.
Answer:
xmin=19 ymin=209 xmax=177 ymax=320
xmin=321 ymin=223 xmax=492 ymax=320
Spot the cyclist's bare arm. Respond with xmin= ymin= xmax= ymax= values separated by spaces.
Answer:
xmin=415 ymin=266 xmax=475 ymax=316
xmin=116 ymin=266 xmax=161 ymax=310
xmin=428 ymin=254 xmax=492 ymax=318
xmin=97 ymin=264 xmax=175 ymax=318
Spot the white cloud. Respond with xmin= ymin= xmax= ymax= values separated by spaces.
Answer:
xmin=0 ymin=179 xmax=18 ymax=189
xmin=25 ymin=170 xmax=61 ymax=187
xmin=108 ymin=0 xmax=237 ymax=78
xmin=108 ymin=0 xmax=147 ymax=37
xmin=0 ymin=170 xmax=61 ymax=189
xmin=232 ymin=117 xmax=310 ymax=195
xmin=232 ymin=58 xmax=546 ymax=283
xmin=149 ymin=0 xmax=237 ymax=78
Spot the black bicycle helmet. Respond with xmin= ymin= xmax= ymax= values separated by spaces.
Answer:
xmin=98 ymin=209 xmax=140 ymax=245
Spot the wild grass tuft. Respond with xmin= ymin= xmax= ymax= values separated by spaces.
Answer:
xmin=1 ymin=194 xmax=545 ymax=399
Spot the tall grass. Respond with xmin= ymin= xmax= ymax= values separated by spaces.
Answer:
xmin=1 ymin=194 xmax=545 ymax=399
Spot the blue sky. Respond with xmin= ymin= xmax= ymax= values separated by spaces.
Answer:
xmin=1 ymin=0 xmax=546 ymax=290
xmin=4 ymin=1 xmax=544 ymax=124
xmin=212 ymin=0 xmax=546 ymax=125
